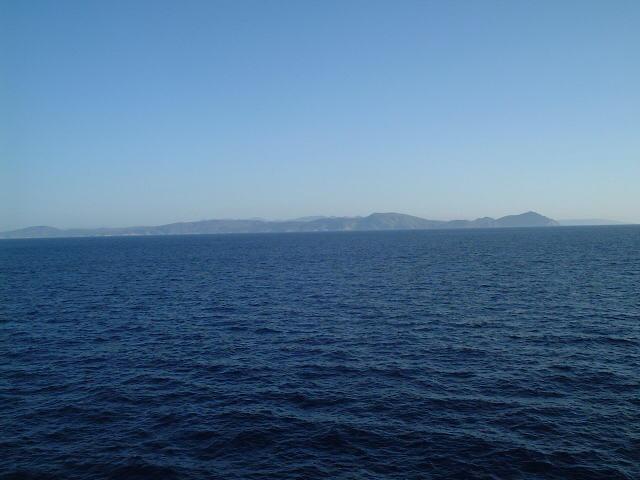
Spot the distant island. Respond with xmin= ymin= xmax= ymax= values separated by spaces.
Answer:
xmin=0 ymin=211 xmax=568 ymax=239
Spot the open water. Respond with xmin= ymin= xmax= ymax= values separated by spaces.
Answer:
xmin=1 ymin=226 xmax=639 ymax=479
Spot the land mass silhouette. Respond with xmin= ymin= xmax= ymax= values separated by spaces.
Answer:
xmin=0 ymin=211 xmax=565 ymax=239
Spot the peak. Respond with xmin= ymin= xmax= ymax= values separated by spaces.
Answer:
xmin=494 ymin=211 xmax=557 ymax=227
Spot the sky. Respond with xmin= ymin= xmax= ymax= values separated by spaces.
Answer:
xmin=1 ymin=0 xmax=639 ymax=230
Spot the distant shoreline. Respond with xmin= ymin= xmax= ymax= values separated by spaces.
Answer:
xmin=1 ymin=212 xmax=635 ymax=240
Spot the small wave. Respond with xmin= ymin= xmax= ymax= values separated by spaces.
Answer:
xmin=106 ymin=461 xmax=179 ymax=480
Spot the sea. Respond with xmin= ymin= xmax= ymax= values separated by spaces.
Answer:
xmin=1 ymin=226 xmax=639 ymax=479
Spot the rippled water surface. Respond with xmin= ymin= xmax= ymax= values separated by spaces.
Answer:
xmin=2 ymin=227 xmax=639 ymax=479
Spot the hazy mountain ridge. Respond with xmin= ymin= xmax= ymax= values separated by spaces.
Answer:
xmin=0 ymin=211 xmax=565 ymax=239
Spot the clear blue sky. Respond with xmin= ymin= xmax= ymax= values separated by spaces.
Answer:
xmin=2 ymin=0 xmax=639 ymax=229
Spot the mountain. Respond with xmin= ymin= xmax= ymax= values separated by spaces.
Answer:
xmin=1 ymin=226 xmax=66 ymax=238
xmin=290 ymin=216 xmax=329 ymax=222
xmin=494 ymin=211 xmax=559 ymax=228
xmin=0 ymin=211 xmax=559 ymax=239
xmin=357 ymin=212 xmax=445 ymax=230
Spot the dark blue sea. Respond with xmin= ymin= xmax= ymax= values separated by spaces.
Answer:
xmin=2 ymin=226 xmax=639 ymax=480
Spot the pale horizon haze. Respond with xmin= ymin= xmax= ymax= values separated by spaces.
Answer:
xmin=2 ymin=0 xmax=639 ymax=230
